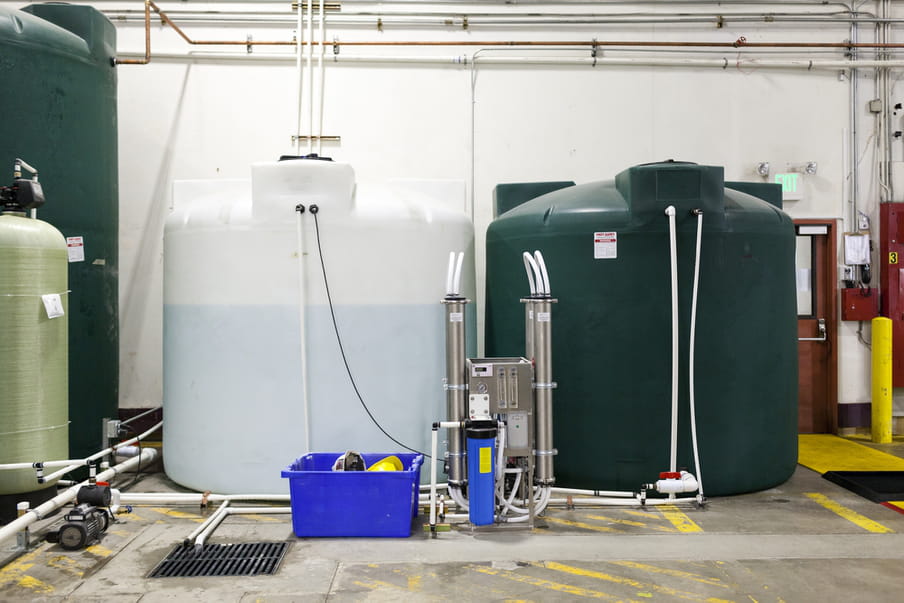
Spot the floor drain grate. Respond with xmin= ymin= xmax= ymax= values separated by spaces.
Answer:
xmin=149 ymin=542 xmax=289 ymax=578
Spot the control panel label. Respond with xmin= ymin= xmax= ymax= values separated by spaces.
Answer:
xmin=479 ymin=447 xmax=492 ymax=473
xmin=449 ymin=312 xmax=463 ymax=322
xmin=66 ymin=236 xmax=85 ymax=263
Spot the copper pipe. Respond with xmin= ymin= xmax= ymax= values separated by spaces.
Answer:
xmin=115 ymin=0 xmax=151 ymax=64
xmin=116 ymin=1 xmax=904 ymax=65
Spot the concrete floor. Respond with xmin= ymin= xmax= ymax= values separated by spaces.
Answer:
xmin=4 ymin=445 xmax=904 ymax=602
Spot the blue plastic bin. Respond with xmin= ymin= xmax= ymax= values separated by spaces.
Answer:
xmin=281 ymin=453 xmax=424 ymax=537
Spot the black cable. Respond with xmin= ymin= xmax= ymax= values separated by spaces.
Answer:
xmin=309 ymin=206 xmax=429 ymax=458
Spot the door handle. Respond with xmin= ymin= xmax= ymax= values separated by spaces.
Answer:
xmin=799 ymin=318 xmax=827 ymax=342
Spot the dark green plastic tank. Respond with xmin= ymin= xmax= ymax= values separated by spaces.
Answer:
xmin=485 ymin=161 xmax=797 ymax=496
xmin=0 ymin=4 xmax=118 ymax=461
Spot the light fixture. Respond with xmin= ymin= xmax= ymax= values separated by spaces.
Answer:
xmin=787 ymin=162 xmax=818 ymax=175
xmin=756 ymin=162 xmax=770 ymax=177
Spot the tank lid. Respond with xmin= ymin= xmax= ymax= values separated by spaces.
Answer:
xmin=278 ymin=153 xmax=333 ymax=162
xmin=615 ymin=160 xmax=726 ymax=227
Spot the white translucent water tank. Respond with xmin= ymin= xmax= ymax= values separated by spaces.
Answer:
xmin=163 ymin=158 xmax=475 ymax=493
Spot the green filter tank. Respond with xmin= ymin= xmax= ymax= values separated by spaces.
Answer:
xmin=485 ymin=161 xmax=797 ymax=496
xmin=0 ymin=212 xmax=68 ymax=496
xmin=0 ymin=4 xmax=119 ymax=462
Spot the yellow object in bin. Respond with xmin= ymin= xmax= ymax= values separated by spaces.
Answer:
xmin=367 ymin=455 xmax=403 ymax=472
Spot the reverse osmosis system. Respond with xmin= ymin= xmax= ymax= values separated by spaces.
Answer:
xmin=428 ymin=204 xmax=709 ymax=533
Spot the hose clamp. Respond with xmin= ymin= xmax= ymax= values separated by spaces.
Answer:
xmin=444 ymin=384 xmax=468 ymax=391
xmin=533 ymin=449 xmax=558 ymax=457
xmin=533 ymin=382 xmax=557 ymax=390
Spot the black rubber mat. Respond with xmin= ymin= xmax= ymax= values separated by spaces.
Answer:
xmin=149 ymin=542 xmax=289 ymax=578
xmin=822 ymin=471 xmax=904 ymax=503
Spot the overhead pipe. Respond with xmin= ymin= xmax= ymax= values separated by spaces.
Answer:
xmin=114 ymin=1 xmax=904 ymax=64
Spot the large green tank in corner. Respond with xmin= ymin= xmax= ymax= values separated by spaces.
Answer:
xmin=0 ymin=4 xmax=118 ymax=462
xmin=485 ymin=161 xmax=797 ymax=496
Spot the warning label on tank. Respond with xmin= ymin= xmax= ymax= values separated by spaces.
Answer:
xmin=66 ymin=236 xmax=85 ymax=263
xmin=594 ymin=232 xmax=617 ymax=259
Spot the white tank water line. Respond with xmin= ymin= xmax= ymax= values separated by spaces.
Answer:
xmin=119 ymin=493 xmax=291 ymax=504
xmin=0 ymin=448 xmax=159 ymax=545
xmin=665 ymin=206 xmax=679 ymax=487
xmin=295 ymin=208 xmax=311 ymax=454
xmin=688 ymin=210 xmax=706 ymax=500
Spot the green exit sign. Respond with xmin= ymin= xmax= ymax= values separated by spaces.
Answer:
xmin=774 ymin=173 xmax=799 ymax=193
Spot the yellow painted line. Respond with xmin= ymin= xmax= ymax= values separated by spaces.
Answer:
xmin=805 ymin=493 xmax=894 ymax=533
xmin=150 ymin=507 xmax=205 ymax=522
xmin=798 ymin=434 xmax=904 ymax=473
xmin=469 ymin=564 xmax=634 ymax=601
xmin=606 ymin=561 xmax=730 ymax=589
xmin=16 ymin=575 xmax=54 ymax=594
xmin=47 ymin=555 xmax=85 ymax=578
xmin=544 ymin=516 xmax=620 ymax=533
xmin=536 ymin=562 xmax=734 ymax=603
xmin=623 ymin=510 xmax=663 ymax=520
xmin=86 ymin=544 xmax=113 ymax=557
xmin=586 ymin=514 xmax=676 ymax=533
xmin=353 ymin=579 xmax=409 ymax=592
xmin=659 ymin=505 xmax=704 ymax=533
xmin=0 ymin=547 xmax=42 ymax=588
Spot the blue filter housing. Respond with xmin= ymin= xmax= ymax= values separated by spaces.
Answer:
xmin=466 ymin=423 xmax=497 ymax=526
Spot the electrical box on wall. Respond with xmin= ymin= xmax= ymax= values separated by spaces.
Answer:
xmin=879 ymin=203 xmax=904 ymax=385
xmin=841 ymin=288 xmax=879 ymax=321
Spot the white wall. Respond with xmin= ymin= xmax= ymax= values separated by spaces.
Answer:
xmin=7 ymin=1 xmax=896 ymax=413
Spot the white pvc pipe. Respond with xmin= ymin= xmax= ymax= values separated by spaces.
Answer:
xmin=522 ymin=252 xmax=542 ymax=295
xmin=194 ymin=501 xmax=231 ymax=549
xmin=688 ymin=211 xmax=705 ymax=499
xmin=306 ymin=0 xmax=314 ymax=155
xmin=317 ymin=0 xmax=326 ymax=156
xmin=112 ymin=51 xmax=904 ymax=71
xmin=534 ymin=250 xmax=550 ymax=295
xmin=446 ymin=251 xmax=456 ymax=295
xmin=452 ymin=251 xmax=465 ymax=295
xmin=0 ymin=421 xmax=162 ymax=472
xmin=550 ymin=487 xmax=636 ymax=498
xmin=522 ymin=252 xmax=537 ymax=295
xmin=294 ymin=0 xmax=303 ymax=154
xmin=120 ymin=493 xmax=290 ymax=503
xmin=664 ymin=206 xmax=679 ymax=479
xmin=429 ymin=427 xmax=438 ymax=529
xmin=188 ymin=500 xmax=230 ymax=543
xmin=0 ymin=448 xmax=159 ymax=544
xmin=295 ymin=210 xmax=311 ymax=454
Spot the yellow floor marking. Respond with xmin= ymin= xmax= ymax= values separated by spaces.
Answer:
xmin=804 ymin=493 xmax=894 ymax=533
xmin=623 ymin=510 xmax=663 ymax=520
xmin=586 ymin=514 xmax=676 ymax=533
xmin=16 ymin=575 xmax=54 ymax=594
xmin=47 ymin=555 xmax=85 ymax=578
xmin=469 ymin=564 xmax=633 ymax=601
xmin=407 ymin=574 xmax=422 ymax=591
xmin=536 ymin=562 xmax=734 ymax=603
xmin=606 ymin=561 xmax=730 ymax=589
xmin=544 ymin=516 xmax=621 ymax=533
xmin=149 ymin=507 xmax=205 ymax=522
xmin=353 ymin=578 xmax=410 ymax=592
xmin=242 ymin=513 xmax=283 ymax=522
xmin=86 ymin=544 xmax=113 ymax=557
xmin=798 ymin=434 xmax=904 ymax=474
xmin=659 ymin=504 xmax=704 ymax=533
xmin=0 ymin=547 xmax=43 ymax=587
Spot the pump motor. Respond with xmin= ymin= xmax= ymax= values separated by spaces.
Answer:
xmin=45 ymin=503 xmax=111 ymax=551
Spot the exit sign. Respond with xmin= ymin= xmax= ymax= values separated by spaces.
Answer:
xmin=774 ymin=173 xmax=803 ymax=201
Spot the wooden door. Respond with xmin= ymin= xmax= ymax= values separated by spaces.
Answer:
xmin=796 ymin=220 xmax=838 ymax=433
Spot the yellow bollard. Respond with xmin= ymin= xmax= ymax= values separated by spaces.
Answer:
xmin=872 ymin=317 xmax=893 ymax=444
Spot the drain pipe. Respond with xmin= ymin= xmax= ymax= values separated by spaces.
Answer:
xmin=0 ymin=448 xmax=159 ymax=545
xmin=687 ymin=209 xmax=705 ymax=501
xmin=665 ymin=206 xmax=679 ymax=486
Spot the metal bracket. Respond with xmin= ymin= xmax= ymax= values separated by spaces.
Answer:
xmin=246 ymin=34 xmax=253 ymax=54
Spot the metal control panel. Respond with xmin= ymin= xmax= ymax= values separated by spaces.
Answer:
xmin=467 ymin=357 xmax=534 ymax=456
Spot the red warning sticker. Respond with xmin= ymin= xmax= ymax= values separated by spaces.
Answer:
xmin=594 ymin=231 xmax=617 ymax=259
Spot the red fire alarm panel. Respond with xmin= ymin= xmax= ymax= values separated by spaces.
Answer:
xmin=841 ymin=288 xmax=879 ymax=321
